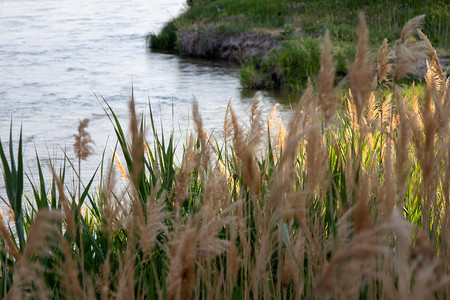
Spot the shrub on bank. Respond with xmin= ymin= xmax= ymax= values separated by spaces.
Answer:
xmin=147 ymin=20 xmax=178 ymax=50
xmin=149 ymin=0 xmax=448 ymax=90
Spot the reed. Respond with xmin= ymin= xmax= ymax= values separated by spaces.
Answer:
xmin=0 ymin=14 xmax=449 ymax=299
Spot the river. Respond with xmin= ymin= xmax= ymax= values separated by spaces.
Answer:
xmin=0 ymin=0 xmax=294 ymax=196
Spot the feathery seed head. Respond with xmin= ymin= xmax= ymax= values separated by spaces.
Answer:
xmin=349 ymin=13 xmax=373 ymax=120
xmin=74 ymin=118 xmax=94 ymax=161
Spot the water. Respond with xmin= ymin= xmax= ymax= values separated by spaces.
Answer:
xmin=0 ymin=0 xmax=294 ymax=196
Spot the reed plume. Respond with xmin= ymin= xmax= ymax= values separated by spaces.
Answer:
xmin=51 ymin=167 xmax=76 ymax=241
xmin=173 ymin=134 xmax=197 ymax=216
xmin=166 ymin=221 xmax=197 ymax=300
xmin=418 ymin=30 xmax=444 ymax=79
xmin=129 ymin=93 xmax=145 ymax=185
xmin=376 ymin=38 xmax=392 ymax=87
xmin=317 ymin=30 xmax=338 ymax=125
xmin=7 ymin=211 xmax=62 ymax=299
xmin=353 ymin=170 xmax=372 ymax=234
xmin=349 ymin=12 xmax=373 ymax=120
xmin=193 ymin=98 xmax=211 ymax=173
xmin=225 ymin=101 xmax=261 ymax=194
xmin=58 ymin=231 xmax=84 ymax=300
xmin=305 ymin=121 xmax=327 ymax=192
xmin=74 ymin=118 xmax=94 ymax=161
xmin=247 ymin=93 xmax=265 ymax=154
xmin=268 ymin=103 xmax=286 ymax=160
xmin=395 ymin=95 xmax=411 ymax=194
xmin=140 ymin=185 xmax=166 ymax=263
xmin=0 ymin=210 xmax=20 ymax=260
xmin=74 ymin=118 xmax=94 ymax=203
xmin=393 ymin=15 xmax=426 ymax=81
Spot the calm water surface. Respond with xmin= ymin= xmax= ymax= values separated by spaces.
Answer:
xmin=0 ymin=0 xmax=294 ymax=194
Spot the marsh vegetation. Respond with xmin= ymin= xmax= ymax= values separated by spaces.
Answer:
xmin=1 ymin=14 xmax=450 ymax=299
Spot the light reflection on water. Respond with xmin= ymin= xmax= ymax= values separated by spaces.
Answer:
xmin=0 ymin=0 xmax=297 ymax=198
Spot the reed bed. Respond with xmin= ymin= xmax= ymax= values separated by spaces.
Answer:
xmin=0 ymin=14 xmax=449 ymax=299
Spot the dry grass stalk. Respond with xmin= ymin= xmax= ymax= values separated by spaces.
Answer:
xmin=57 ymin=231 xmax=84 ymax=300
xmin=377 ymin=38 xmax=393 ymax=88
xmin=125 ymin=96 xmax=148 ymax=235
xmin=380 ymin=93 xmax=393 ymax=127
xmin=129 ymin=93 xmax=145 ymax=184
xmin=347 ymin=90 xmax=358 ymax=130
xmin=305 ymin=121 xmax=327 ymax=192
xmin=226 ymin=223 xmax=241 ymax=296
xmin=400 ymin=15 xmax=425 ymax=43
xmin=353 ymin=170 xmax=373 ymax=234
xmin=420 ymin=86 xmax=437 ymax=228
xmin=395 ymin=95 xmax=411 ymax=194
xmin=202 ymin=164 xmax=230 ymax=213
xmin=393 ymin=15 xmax=426 ymax=81
xmin=349 ymin=12 xmax=373 ymax=120
xmin=0 ymin=210 xmax=20 ymax=260
xmin=268 ymin=103 xmax=287 ymax=161
xmin=410 ymin=229 xmax=436 ymax=273
xmin=425 ymin=60 xmax=443 ymax=100
xmin=74 ymin=118 xmax=94 ymax=161
xmin=166 ymin=221 xmax=197 ymax=300
xmin=269 ymin=101 xmax=313 ymax=222
xmin=223 ymin=100 xmax=233 ymax=147
xmin=7 ymin=211 xmax=62 ymax=300
xmin=280 ymin=223 xmax=305 ymax=297
xmin=251 ymin=230 xmax=271 ymax=298
xmin=366 ymin=92 xmax=377 ymax=125
xmin=192 ymin=99 xmax=211 ymax=173
xmin=288 ymin=80 xmax=313 ymax=137
xmin=418 ymin=30 xmax=444 ymax=80
xmin=140 ymin=185 xmax=167 ymax=263
xmin=225 ymin=102 xmax=261 ymax=194
xmin=247 ymin=93 xmax=265 ymax=155
xmin=284 ymin=81 xmax=315 ymax=166
xmin=268 ymin=103 xmax=280 ymax=135
xmin=74 ymin=118 xmax=94 ymax=204
xmin=381 ymin=134 xmax=396 ymax=219
xmin=113 ymin=150 xmax=128 ymax=182
xmin=314 ymin=234 xmax=382 ymax=298
xmin=173 ymin=134 xmax=197 ymax=215
xmin=99 ymin=164 xmax=122 ymax=241
xmin=196 ymin=207 xmax=232 ymax=261
xmin=51 ymin=167 xmax=77 ymax=241
xmin=116 ymin=246 xmax=136 ymax=300
xmin=317 ymin=30 xmax=338 ymax=125
xmin=100 ymin=250 xmax=112 ymax=300
xmin=432 ymin=78 xmax=450 ymax=144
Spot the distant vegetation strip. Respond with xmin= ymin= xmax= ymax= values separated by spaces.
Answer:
xmin=149 ymin=0 xmax=449 ymax=90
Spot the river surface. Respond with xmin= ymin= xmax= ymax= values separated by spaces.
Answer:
xmin=0 ymin=0 xmax=294 ymax=196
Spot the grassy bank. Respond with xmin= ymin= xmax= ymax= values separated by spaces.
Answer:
xmin=1 ymin=15 xmax=450 ymax=298
xmin=149 ymin=0 xmax=449 ymax=90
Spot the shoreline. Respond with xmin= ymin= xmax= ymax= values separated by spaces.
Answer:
xmin=149 ymin=0 xmax=449 ymax=90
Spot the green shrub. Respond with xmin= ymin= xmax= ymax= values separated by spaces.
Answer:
xmin=239 ymin=64 xmax=263 ymax=89
xmin=148 ymin=20 xmax=177 ymax=50
xmin=264 ymin=37 xmax=321 ymax=90
xmin=332 ymin=41 xmax=355 ymax=78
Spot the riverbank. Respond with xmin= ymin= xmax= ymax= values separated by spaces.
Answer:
xmin=149 ymin=0 xmax=449 ymax=90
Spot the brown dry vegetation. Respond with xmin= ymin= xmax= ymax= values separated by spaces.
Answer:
xmin=0 ymin=14 xmax=449 ymax=299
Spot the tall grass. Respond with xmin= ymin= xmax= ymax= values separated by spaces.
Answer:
xmin=1 ymin=15 xmax=449 ymax=299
